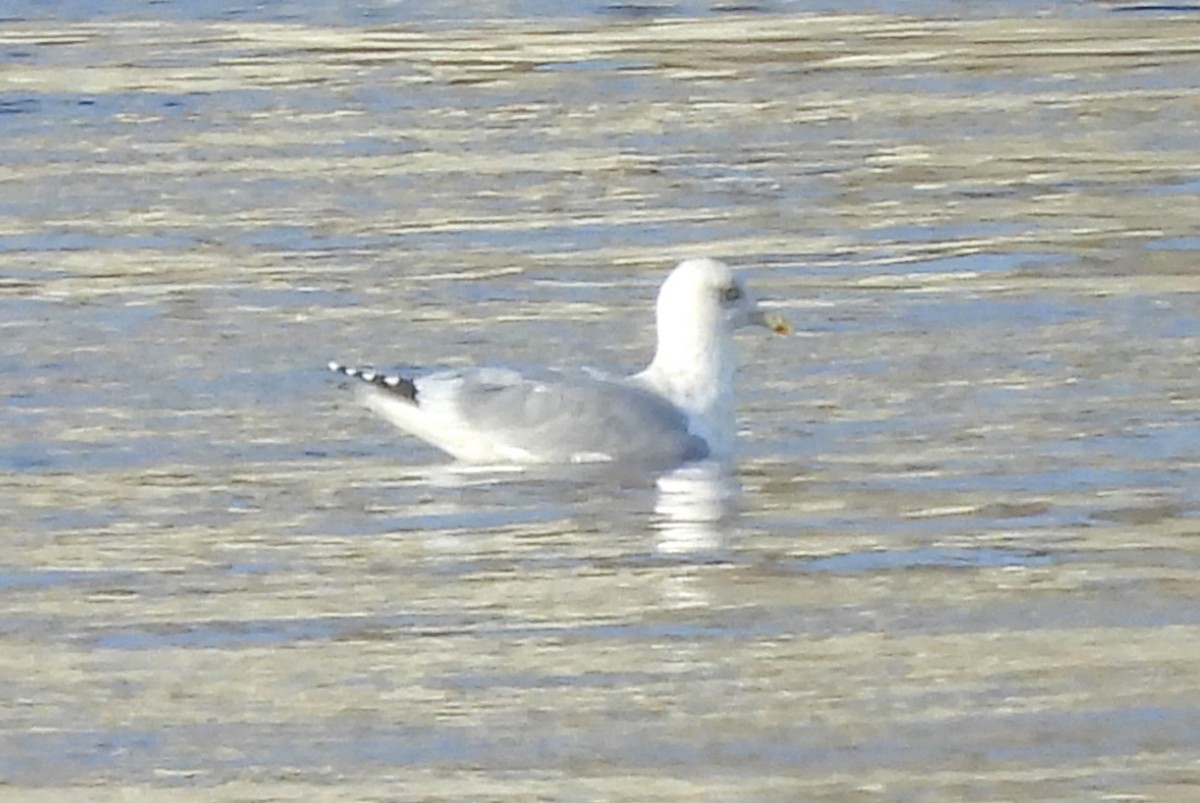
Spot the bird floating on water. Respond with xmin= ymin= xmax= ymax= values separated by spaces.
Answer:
xmin=329 ymin=257 xmax=790 ymax=468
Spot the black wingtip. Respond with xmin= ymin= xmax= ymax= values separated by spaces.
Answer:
xmin=328 ymin=361 xmax=418 ymax=402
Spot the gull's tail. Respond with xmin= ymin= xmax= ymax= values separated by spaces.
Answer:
xmin=328 ymin=361 xmax=418 ymax=402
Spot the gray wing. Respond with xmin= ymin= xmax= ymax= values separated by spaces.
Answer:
xmin=427 ymin=367 xmax=709 ymax=466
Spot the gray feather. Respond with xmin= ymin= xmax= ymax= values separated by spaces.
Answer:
xmin=424 ymin=367 xmax=709 ymax=466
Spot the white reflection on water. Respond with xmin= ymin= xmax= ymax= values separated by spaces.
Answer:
xmin=652 ymin=460 xmax=740 ymax=555
xmin=347 ymin=456 xmax=745 ymax=559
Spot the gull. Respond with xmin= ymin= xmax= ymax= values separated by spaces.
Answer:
xmin=329 ymin=257 xmax=790 ymax=468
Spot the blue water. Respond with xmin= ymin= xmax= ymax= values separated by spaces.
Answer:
xmin=2 ymin=3 xmax=1199 ymax=795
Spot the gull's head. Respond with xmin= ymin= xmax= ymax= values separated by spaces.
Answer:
xmin=656 ymin=258 xmax=792 ymax=339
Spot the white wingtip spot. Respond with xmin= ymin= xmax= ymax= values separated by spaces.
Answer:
xmin=384 ymin=375 xmax=401 ymax=387
xmin=328 ymin=361 xmax=343 ymax=373
xmin=361 ymin=371 xmax=377 ymax=382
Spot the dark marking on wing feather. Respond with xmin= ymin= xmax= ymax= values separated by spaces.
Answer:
xmin=328 ymin=361 xmax=417 ymax=402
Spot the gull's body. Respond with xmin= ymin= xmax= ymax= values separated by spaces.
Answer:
xmin=329 ymin=258 xmax=789 ymax=468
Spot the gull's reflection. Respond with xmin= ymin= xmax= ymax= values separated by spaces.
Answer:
xmin=652 ymin=460 xmax=741 ymax=554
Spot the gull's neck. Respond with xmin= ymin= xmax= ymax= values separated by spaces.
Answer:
xmin=635 ymin=311 xmax=738 ymax=455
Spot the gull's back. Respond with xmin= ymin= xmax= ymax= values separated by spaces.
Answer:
xmin=353 ymin=366 xmax=709 ymax=467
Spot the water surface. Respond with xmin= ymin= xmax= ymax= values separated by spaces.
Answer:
xmin=2 ymin=4 xmax=1199 ymax=800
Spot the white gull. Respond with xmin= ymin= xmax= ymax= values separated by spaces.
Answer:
xmin=329 ymin=257 xmax=790 ymax=467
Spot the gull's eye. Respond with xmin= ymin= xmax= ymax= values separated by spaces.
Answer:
xmin=722 ymin=285 xmax=742 ymax=302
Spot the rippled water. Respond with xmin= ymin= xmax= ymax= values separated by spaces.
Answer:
xmin=2 ymin=3 xmax=1200 ymax=799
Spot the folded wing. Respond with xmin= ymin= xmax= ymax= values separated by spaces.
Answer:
xmin=347 ymin=365 xmax=709 ymax=466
